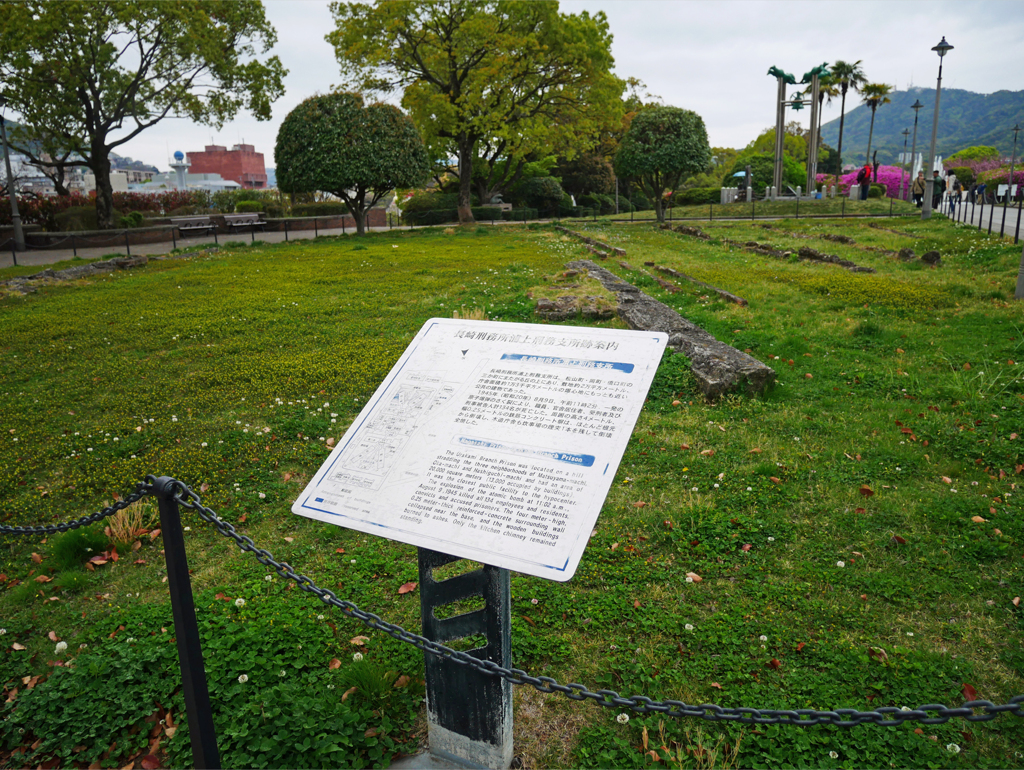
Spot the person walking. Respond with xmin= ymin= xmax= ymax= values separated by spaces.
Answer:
xmin=931 ymin=169 xmax=944 ymax=210
xmin=857 ymin=163 xmax=872 ymax=200
xmin=911 ymin=171 xmax=926 ymax=207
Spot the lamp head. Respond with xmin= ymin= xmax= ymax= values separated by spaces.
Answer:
xmin=1013 ymin=124 xmax=1021 ymax=137
xmin=902 ymin=128 xmax=911 ymax=137
xmin=790 ymin=91 xmax=805 ymax=111
xmin=911 ymin=99 xmax=924 ymax=113
xmin=932 ymin=37 xmax=953 ymax=58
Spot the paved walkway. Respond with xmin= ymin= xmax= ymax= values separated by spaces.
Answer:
xmin=943 ymin=197 xmax=1024 ymax=240
xmin=0 ymin=222 xmax=418 ymax=270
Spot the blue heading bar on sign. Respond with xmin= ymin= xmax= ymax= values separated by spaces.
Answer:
xmin=500 ymin=353 xmax=634 ymax=373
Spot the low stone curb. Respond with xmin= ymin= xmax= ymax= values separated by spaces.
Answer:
xmin=651 ymin=265 xmax=748 ymax=306
xmin=555 ymin=226 xmax=627 ymax=258
xmin=565 ymin=259 xmax=775 ymax=400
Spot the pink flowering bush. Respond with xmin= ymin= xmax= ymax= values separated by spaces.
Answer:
xmin=817 ymin=165 xmax=912 ymax=198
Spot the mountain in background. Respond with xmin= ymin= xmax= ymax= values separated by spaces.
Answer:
xmin=819 ymin=87 xmax=1024 ymax=166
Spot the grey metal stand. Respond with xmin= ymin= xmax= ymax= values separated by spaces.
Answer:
xmin=418 ymin=549 xmax=512 ymax=769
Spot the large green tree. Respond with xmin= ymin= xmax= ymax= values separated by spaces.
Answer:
xmin=327 ymin=0 xmax=623 ymax=224
xmin=0 ymin=1 xmax=285 ymax=228
xmin=614 ymin=106 xmax=711 ymax=223
xmin=861 ymin=82 xmax=893 ymax=171
xmin=275 ymin=93 xmax=430 ymax=236
xmin=830 ymin=60 xmax=866 ymax=178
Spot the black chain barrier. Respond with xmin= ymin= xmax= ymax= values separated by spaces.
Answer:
xmin=4 ymin=478 xmax=1023 ymax=729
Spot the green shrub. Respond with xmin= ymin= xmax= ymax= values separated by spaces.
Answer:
xmin=402 ymin=208 xmax=457 ymax=226
xmin=629 ymin=192 xmax=652 ymax=211
xmin=234 ymin=201 xmax=264 ymax=214
xmin=673 ymin=187 xmax=720 ymax=206
xmin=402 ymin=192 xmax=460 ymax=213
xmin=869 ymin=183 xmax=885 ymax=199
xmin=48 ymin=524 xmax=109 ymax=571
xmin=118 ymin=211 xmax=145 ymax=228
xmin=948 ymin=166 xmax=975 ymax=186
xmin=291 ymin=202 xmax=351 ymax=218
xmin=55 ymin=206 xmax=124 ymax=232
xmin=517 ymin=176 xmax=564 ymax=216
xmin=501 ymin=208 xmax=538 ymax=221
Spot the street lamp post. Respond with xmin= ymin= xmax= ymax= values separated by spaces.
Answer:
xmin=1000 ymin=124 xmax=1019 ymax=238
xmin=901 ymin=128 xmax=911 ymax=200
xmin=909 ymin=99 xmax=924 ymax=204
xmin=0 ymin=94 xmax=26 ymax=257
xmin=922 ymin=37 xmax=953 ymax=220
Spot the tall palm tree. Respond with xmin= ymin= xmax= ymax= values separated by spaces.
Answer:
xmin=861 ymin=82 xmax=893 ymax=172
xmin=830 ymin=60 xmax=866 ymax=183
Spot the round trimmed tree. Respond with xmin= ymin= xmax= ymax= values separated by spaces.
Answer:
xmin=275 ymin=93 xmax=429 ymax=234
xmin=614 ymin=106 xmax=711 ymax=222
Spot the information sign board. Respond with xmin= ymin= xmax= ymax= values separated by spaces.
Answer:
xmin=293 ymin=319 xmax=667 ymax=581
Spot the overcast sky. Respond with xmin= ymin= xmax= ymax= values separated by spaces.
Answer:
xmin=101 ymin=0 xmax=1024 ymax=171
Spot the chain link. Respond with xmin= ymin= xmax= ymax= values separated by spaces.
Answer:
xmin=5 ymin=477 xmax=1024 ymax=728
xmin=0 ymin=482 xmax=153 ymax=536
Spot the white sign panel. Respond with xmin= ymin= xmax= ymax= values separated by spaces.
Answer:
xmin=292 ymin=319 xmax=667 ymax=581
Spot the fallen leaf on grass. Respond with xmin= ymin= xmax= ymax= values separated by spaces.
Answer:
xmin=341 ymin=686 xmax=357 ymax=702
xmin=868 ymin=646 xmax=888 ymax=663
xmin=34 ymin=575 xmax=52 ymax=583
xmin=855 ymin=507 xmax=866 ymax=514
xmin=11 ymin=643 xmax=26 ymax=650
xmin=329 ymin=658 xmax=342 ymax=670
xmin=398 ymin=582 xmax=417 ymax=595
xmin=890 ymin=535 xmax=907 ymax=545
xmin=769 ymin=476 xmax=782 ymax=484
xmin=522 ymin=615 xmax=536 ymax=627
xmin=1012 ymin=597 xmax=1020 ymax=607
xmin=365 ymin=728 xmax=379 ymax=738
xmin=768 ymin=658 xmax=781 ymax=670
xmin=394 ymin=675 xmax=411 ymax=688
xmin=685 ymin=572 xmax=702 ymax=583
xmin=633 ymin=501 xmax=647 ymax=508
xmin=859 ymin=485 xmax=874 ymax=497
xmin=942 ymin=476 xmax=953 ymax=484
xmin=326 ymin=438 xmax=336 ymax=448
xmin=740 ymin=544 xmax=752 ymax=552
xmin=48 ymin=631 xmax=60 ymax=642
xmin=796 ymin=642 xmax=806 ymax=652
xmin=962 ymin=683 xmax=979 ymax=701
xmin=349 ymin=635 xmax=370 ymax=646
xmin=31 ymin=553 xmax=42 ymax=564
xmin=284 ymin=537 xmax=294 ymax=543
xmin=971 ymin=516 xmax=987 ymax=523
xmin=139 ymin=755 xmax=160 ymax=770
xmin=749 ymin=447 xmax=762 ymax=454
xmin=710 ymin=682 xmax=723 ymax=689
xmin=700 ymin=449 xmax=715 ymax=456
xmin=335 ymin=548 xmax=346 ymax=554
xmin=680 ymin=443 xmax=690 ymax=450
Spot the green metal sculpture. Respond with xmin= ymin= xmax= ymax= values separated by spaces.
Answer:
xmin=767 ymin=66 xmax=796 ymax=85
xmin=800 ymin=63 xmax=830 ymax=84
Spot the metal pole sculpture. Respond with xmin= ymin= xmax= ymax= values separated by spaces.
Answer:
xmin=767 ymin=67 xmax=797 ymax=193
xmin=801 ymin=63 xmax=830 ymax=194
xmin=922 ymin=37 xmax=953 ymax=220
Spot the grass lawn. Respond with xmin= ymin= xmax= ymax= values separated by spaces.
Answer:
xmin=1 ymin=219 xmax=1022 ymax=769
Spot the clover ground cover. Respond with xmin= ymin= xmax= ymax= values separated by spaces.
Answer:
xmin=1 ymin=221 xmax=1023 ymax=769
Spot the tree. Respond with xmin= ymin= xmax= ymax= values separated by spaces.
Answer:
xmin=861 ymin=82 xmax=893 ymax=172
xmin=830 ymin=60 xmax=866 ymax=177
xmin=557 ymin=153 xmax=614 ymax=198
xmin=746 ymin=126 xmax=808 ymax=162
xmin=614 ymin=106 xmax=711 ymax=223
xmin=0 ymin=1 xmax=285 ymax=229
xmin=327 ymin=1 xmax=623 ymax=224
xmin=726 ymin=152 xmax=806 ymax=193
xmin=275 ymin=93 xmax=430 ymax=236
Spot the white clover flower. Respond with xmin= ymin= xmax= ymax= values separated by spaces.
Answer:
xmin=126 ymin=637 xmax=136 ymax=643
xmin=747 ymin=486 xmax=753 ymax=491
xmin=350 ymin=559 xmax=356 ymax=564
xmin=946 ymin=743 xmax=960 ymax=754
xmin=713 ymin=483 xmax=720 ymax=489
xmin=238 ymin=674 xmax=249 ymax=684
xmin=691 ymin=487 xmax=698 ymax=492
xmin=353 ymin=652 xmax=364 ymax=662
xmin=759 ymin=635 xmax=767 ymax=642
xmin=685 ymin=577 xmax=693 ymax=583
xmin=901 ymin=706 xmax=911 ymax=712
xmin=265 ymin=574 xmax=273 ymax=582
xmin=317 ymin=614 xmax=325 ymax=621
xmin=0 ymin=629 xmax=6 ymax=635
xmin=906 ymin=632 xmax=914 ymax=636
xmin=55 ymin=641 xmax=68 ymax=654
xmin=79 ymin=643 xmax=88 ymax=650
xmin=258 ymin=492 xmax=266 ymax=499
xmin=184 ymin=526 xmax=191 ymax=532
xmin=616 ymin=713 xmax=629 ymax=724
xmin=279 ymin=669 xmax=286 ymax=677
xmin=829 ymin=751 xmax=838 ymax=759
xmin=836 ymin=560 xmax=845 ymax=568
xmin=767 ymin=537 xmax=775 ymax=542
xmin=201 ymin=442 xmax=207 ymax=447
xmin=327 ymin=684 xmax=335 ymax=690
xmin=171 ymin=416 xmax=178 ymax=422
xmin=685 ymin=624 xmax=694 ymax=631
xmin=235 ymin=598 xmax=246 ymax=608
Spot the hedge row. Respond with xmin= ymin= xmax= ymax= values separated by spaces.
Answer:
xmin=401 ymin=207 xmax=538 ymax=226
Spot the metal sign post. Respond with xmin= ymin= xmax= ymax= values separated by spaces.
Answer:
xmin=418 ymin=549 xmax=512 ymax=768
xmin=295 ymin=319 xmax=667 ymax=767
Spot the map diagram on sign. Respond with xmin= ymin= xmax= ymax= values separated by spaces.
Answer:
xmin=328 ymin=372 xmax=457 ymax=490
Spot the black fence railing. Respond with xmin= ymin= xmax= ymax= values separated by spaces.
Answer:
xmin=3 ymin=477 xmax=1023 ymax=768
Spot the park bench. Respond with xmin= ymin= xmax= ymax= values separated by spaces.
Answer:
xmin=223 ymin=213 xmax=265 ymax=233
xmin=170 ymin=216 xmax=216 ymax=236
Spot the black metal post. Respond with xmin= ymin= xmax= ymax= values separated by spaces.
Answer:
xmin=72 ymin=234 xmax=77 ymax=258
xmin=710 ymin=203 xmax=713 ymax=222
xmin=890 ymin=197 xmax=894 ymax=217
xmin=342 ymin=216 xmax=346 ymax=235
xmin=988 ymin=200 xmax=995 ymax=235
xmin=284 ymin=220 xmax=289 ymax=242
xmin=171 ymin=228 xmax=176 ymax=251
xmin=751 ymin=198 xmax=755 ymax=221
xmin=151 ymin=477 xmax=221 ymax=769
xmin=250 ymin=225 xmax=255 ymax=244
xmin=7 ymin=236 xmax=15 ymax=265
xmin=213 ymin=229 xmax=218 ymax=246
xmin=418 ymin=548 xmax=512 ymax=768
xmin=842 ymin=198 xmax=845 ymax=218
xmin=315 ymin=217 xmax=319 ymax=238
xmin=1015 ymin=198 xmax=1022 ymax=245
xmin=124 ymin=231 xmax=131 ymax=256
xmin=796 ymin=197 xmax=799 ymax=219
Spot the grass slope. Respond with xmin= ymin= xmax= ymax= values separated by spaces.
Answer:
xmin=0 ymin=221 xmax=1022 ymax=769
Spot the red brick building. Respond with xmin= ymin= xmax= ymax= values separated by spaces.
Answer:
xmin=186 ymin=144 xmax=268 ymax=189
